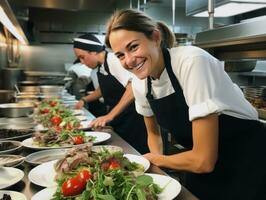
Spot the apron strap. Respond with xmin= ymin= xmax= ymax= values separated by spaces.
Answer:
xmin=146 ymin=77 xmax=154 ymax=100
xmin=103 ymin=51 xmax=111 ymax=74
xmin=162 ymin=48 xmax=184 ymax=100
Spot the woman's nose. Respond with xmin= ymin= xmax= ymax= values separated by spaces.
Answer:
xmin=125 ymin=54 xmax=136 ymax=69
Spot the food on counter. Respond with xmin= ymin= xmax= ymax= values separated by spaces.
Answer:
xmin=0 ymin=142 xmax=17 ymax=152
xmin=0 ymin=128 xmax=33 ymax=140
xmin=52 ymin=145 xmax=161 ymax=200
xmin=33 ymin=129 xmax=95 ymax=147
xmin=34 ymin=99 xmax=82 ymax=131
xmin=0 ymin=194 xmax=12 ymax=200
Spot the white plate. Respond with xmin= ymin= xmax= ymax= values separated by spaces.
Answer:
xmin=0 ymin=155 xmax=25 ymax=167
xmin=21 ymin=131 xmax=107 ymax=149
xmin=72 ymin=109 xmax=85 ymax=116
xmin=28 ymin=153 xmax=146 ymax=188
xmin=25 ymin=149 xmax=68 ymax=166
xmin=84 ymin=131 xmax=111 ymax=144
xmin=145 ymin=173 xmax=181 ymax=200
xmin=0 ymin=140 xmax=23 ymax=154
xmin=31 ymin=187 xmax=56 ymax=200
xmin=79 ymin=120 xmax=92 ymax=130
xmin=0 ymin=190 xmax=27 ymax=200
xmin=124 ymin=154 xmax=150 ymax=172
xmin=0 ymin=167 xmax=24 ymax=189
xmin=76 ymin=115 xmax=87 ymax=121
xmin=22 ymin=138 xmax=72 ymax=150
xmin=28 ymin=160 xmax=57 ymax=187
xmin=91 ymin=145 xmax=123 ymax=153
xmin=32 ymin=173 xmax=181 ymax=200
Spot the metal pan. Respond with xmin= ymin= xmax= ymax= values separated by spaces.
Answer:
xmin=0 ymin=102 xmax=34 ymax=118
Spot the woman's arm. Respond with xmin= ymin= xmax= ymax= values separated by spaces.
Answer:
xmin=144 ymin=116 xmax=163 ymax=154
xmin=90 ymin=82 xmax=134 ymax=127
xmin=144 ymin=113 xmax=219 ymax=173
xmin=75 ymin=87 xmax=102 ymax=109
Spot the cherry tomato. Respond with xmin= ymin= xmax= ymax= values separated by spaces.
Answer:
xmin=50 ymin=116 xmax=62 ymax=126
xmin=76 ymin=169 xmax=92 ymax=183
xmin=72 ymin=135 xmax=84 ymax=145
xmin=49 ymin=101 xmax=57 ymax=107
xmin=40 ymin=108 xmax=49 ymax=114
xmin=61 ymin=169 xmax=91 ymax=197
xmin=61 ymin=177 xmax=84 ymax=197
xmin=109 ymin=161 xmax=120 ymax=170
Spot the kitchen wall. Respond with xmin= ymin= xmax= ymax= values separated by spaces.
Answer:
xmin=16 ymin=5 xmax=232 ymax=73
xmin=0 ymin=25 xmax=7 ymax=70
xmin=19 ymin=44 xmax=75 ymax=72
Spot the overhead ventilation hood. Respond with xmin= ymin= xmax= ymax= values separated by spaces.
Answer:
xmin=194 ymin=16 xmax=266 ymax=60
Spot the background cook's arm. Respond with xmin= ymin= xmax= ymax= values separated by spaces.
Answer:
xmin=75 ymin=87 xmax=102 ymax=109
xmin=90 ymin=82 xmax=134 ymax=127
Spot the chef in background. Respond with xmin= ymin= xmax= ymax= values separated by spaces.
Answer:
xmin=105 ymin=8 xmax=266 ymax=200
xmin=73 ymin=33 xmax=149 ymax=154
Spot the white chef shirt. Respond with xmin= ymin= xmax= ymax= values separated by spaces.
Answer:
xmin=92 ymin=52 xmax=133 ymax=87
xmin=132 ymin=46 xmax=258 ymax=121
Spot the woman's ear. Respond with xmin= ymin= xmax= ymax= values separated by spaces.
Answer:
xmin=152 ymin=30 xmax=161 ymax=47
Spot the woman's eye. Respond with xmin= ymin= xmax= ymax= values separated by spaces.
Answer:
xmin=117 ymin=54 xmax=124 ymax=60
xmin=129 ymin=44 xmax=138 ymax=51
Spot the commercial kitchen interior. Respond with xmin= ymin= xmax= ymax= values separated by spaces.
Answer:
xmin=0 ymin=0 xmax=266 ymax=199
xmin=1 ymin=0 xmax=266 ymax=86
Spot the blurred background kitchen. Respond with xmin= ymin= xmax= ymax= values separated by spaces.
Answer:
xmin=0 ymin=0 xmax=266 ymax=136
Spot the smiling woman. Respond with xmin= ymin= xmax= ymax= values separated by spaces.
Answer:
xmin=105 ymin=8 xmax=266 ymax=200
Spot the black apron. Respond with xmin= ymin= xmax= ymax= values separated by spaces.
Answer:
xmin=97 ymin=52 xmax=149 ymax=154
xmin=146 ymin=48 xmax=266 ymax=200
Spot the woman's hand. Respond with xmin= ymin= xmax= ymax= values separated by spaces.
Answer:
xmin=75 ymin=100 xmax=84 ymax=109
xmin=89 ymin=114 xmax=113 ymax=128
xmin=144 ymin=153 xmax=164 ymax=167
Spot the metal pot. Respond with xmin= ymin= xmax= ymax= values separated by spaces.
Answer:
xmin=19 ymin=86 xmax=40 ymax=93
xmin=40 ymin=85 xmax=64 ymax=94
xmin=0 ymin=90 xmax=15 ymax=103
xmin=0 ymin=102 xmax=34 ymax=118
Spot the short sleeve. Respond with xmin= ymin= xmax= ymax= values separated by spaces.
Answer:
xmin=108 ymin=53 xmax=133 ymax=87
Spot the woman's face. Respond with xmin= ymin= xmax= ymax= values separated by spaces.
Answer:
xmin=74 ymin=48 xmax=98 ymax=69
xmin=109 ymin=30 xmax=162 ymax=80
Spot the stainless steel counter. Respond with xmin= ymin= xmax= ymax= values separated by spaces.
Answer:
xmin=5 ymin=108 xmax=199 ymax=200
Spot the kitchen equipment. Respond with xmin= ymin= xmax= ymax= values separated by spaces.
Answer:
xmin=15 ymin=95 xmax=41 ymax=103
xmin=0 ymin=90 xmax=15 ymax=103
xmin=1 ymin=68 xmax=24 ymax=90
xmin=224 ymin=60 xmax=257 ymax=72
xmin=19 ymin=86 xmax=40 ymax=93
xmin=0 ymin=102 xmax=34 ymax=118
xmin=39 ymin=85 xmax=64 ymax=94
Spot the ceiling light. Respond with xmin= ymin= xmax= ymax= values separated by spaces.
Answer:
xmin=194 ymin=2 xmax=266 ymax=17
xmin=0 ymin=5 xmax=28 ymax=44
xmin=187 ymin=0 xmax=266 ymax=18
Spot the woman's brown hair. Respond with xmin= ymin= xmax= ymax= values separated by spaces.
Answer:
xmin=105 ymin=9 xmax=176 ymax=49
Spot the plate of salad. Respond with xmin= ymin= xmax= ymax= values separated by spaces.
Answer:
xmin=21 ymin=129 xmax=97 ymax=150
xmin=32 ymin=173 xmax=181 ymax=200
xmin=28 ymin=145 xmax=150 ymax=188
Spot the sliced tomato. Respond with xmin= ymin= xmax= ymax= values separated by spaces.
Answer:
xmin=61 ymin=177 xmax=84 ymax=197
xmin=49 ymin=101 xmax=57 ymax=107
xmin=109 ymin=161 xmax=120 ymax=170
xmin=72 ymin=135 xmax=84 ymax=145
xmin=50 ymin=116 xmax=62 ymax=126
xmin=40 ymin=108 xmax=49 ymax=114
xmin=61 ymin=169 xmax=91 ymax=197
xmin=76 ymin=169 xmax=92 ymax=183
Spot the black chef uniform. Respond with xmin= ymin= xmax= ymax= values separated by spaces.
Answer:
xmin=146 ymin=48 xmax=266 ymax=200
xmin=97 ymin=52 xmax=149 ymax=154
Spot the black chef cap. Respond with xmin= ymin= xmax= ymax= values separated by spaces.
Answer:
xmin=73 ymin=33 xmax=105 ymax=52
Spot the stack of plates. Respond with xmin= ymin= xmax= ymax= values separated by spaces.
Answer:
xmin=241 ymin=86 xmax=266 ymax=119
